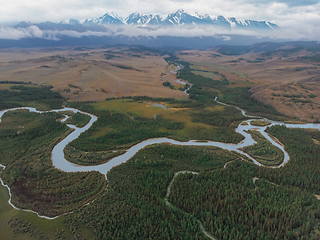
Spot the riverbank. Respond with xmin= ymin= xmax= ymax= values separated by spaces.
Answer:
xmin=1 ymin=98 xmax=320 ymax=223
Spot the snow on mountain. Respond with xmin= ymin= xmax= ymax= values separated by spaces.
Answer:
xmin=213 ymin=16 xmax=231 ymax=28
xmin=15 ymin=10 xmax=278 ymax=31
xmin=61 ymin=19 xmax=81 ymax=25
xmin=162 ymin=9 xmax=205 ymax=25
xmin=147 ymin=14 xmax=163 ymax=25
xmin=82 ymin=19 xmax=99 ymax=26
xmin=95 ymin=12 xmax=124 ymax=25
xmin=125 ymin=13 xmax=163 ymax=25
xmin=227 ymin=17 xmax=278 ymax=30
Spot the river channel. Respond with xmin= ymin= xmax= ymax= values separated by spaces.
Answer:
xmin=1 ymin=101 xmax=320 ymax=219
xmin=1 ymin=103 xmax=319 ymax=176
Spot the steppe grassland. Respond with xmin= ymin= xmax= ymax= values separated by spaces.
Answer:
xmin=90 ymin=99 xmax=222 ymax=139
xmin=177 ymin=49 xmax=319 ymax=83
xmin=176 ymin=51 xmax=255 ymax=88
xmin=0 ymin=48 xmax=187 ymax=102
xmin=0 ymin=48 xmax=73 ymax=62
xmin=177 ymin=50 xmax=320 ymax=121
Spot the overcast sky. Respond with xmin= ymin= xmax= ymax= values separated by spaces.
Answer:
xmin=1 ymin=0 xmax=320 ymax=28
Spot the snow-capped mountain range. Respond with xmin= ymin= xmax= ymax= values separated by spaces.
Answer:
xmin=21 ymin=9 xmax=277 ymax=30
xmin=4 ymin=9 xmax=280 ymax=48
xmin=82 ymin=10 xmax=278 ymax=29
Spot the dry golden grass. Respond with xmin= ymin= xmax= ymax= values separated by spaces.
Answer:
xmin=4 ymin=47 xmax=320 ymax=121
xmin=0 ymin=47 xmax=188 ymax=102
xmin=177 ymin=49 xmax=320 ymax=122
xmin=251 ymin=82 xmax=320 ymax=121
xmin=0 ymin=48 xmax=74 ymax=62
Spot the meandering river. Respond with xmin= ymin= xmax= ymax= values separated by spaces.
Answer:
xmin=1 ymin=101 xmax=320 ymax=219
xmin=1 ymin=104 xmax=320 ymax=175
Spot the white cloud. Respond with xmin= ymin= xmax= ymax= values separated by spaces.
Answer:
xmin=116 ymin=25 xmax=320 ymax=41
xmin=2 ymin=23 xmax=320 ymax=42
xmin=0 ymin=26 xmax=43 ymax=39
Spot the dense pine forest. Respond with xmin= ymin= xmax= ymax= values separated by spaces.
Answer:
xmin=0 ymin=84 xmax=63 ymax=110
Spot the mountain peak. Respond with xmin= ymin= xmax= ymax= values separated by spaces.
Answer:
xmin=176 ymin=9 xmax=187 ymax=14
xmin=55 ymin=11 xmax=279 ymax=29
xmin=97 ymin=12 xmax=124 ymax=25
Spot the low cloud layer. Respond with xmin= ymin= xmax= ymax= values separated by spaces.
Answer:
xmin=0 ymin=26 xmax=114 ymax=40
xmin=0 ymin=26 xmax=44 ymax=40
xmin=1 ymin=24 xmax=320 ymax=42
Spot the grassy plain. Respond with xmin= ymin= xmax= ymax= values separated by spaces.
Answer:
xmin=91 ymin=99 xmax=215 ymax=133
xmin=3 ymin=46 xmax=320 ymax=121
xmin=70 ymin=99 xmax=242 ymax=151
xmin=176 ymin=49 xmax=320 ymax=121
xmin=0 ymin=47 xmax=187 ymax=102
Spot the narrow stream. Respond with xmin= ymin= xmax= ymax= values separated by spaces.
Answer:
xmin=170 ymin=64 xmax=184 ymax=74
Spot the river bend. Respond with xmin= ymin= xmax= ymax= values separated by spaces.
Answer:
xmin=1 ymin=101 xmax=320 ymax=220
xmin=1 ymin=104 xmax=320 ymax=177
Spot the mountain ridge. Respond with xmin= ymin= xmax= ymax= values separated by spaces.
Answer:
xmin=15 ymin=9 xmax=278 ymax=30
xmin=89 ymin=9 xmax=278 ymax=29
